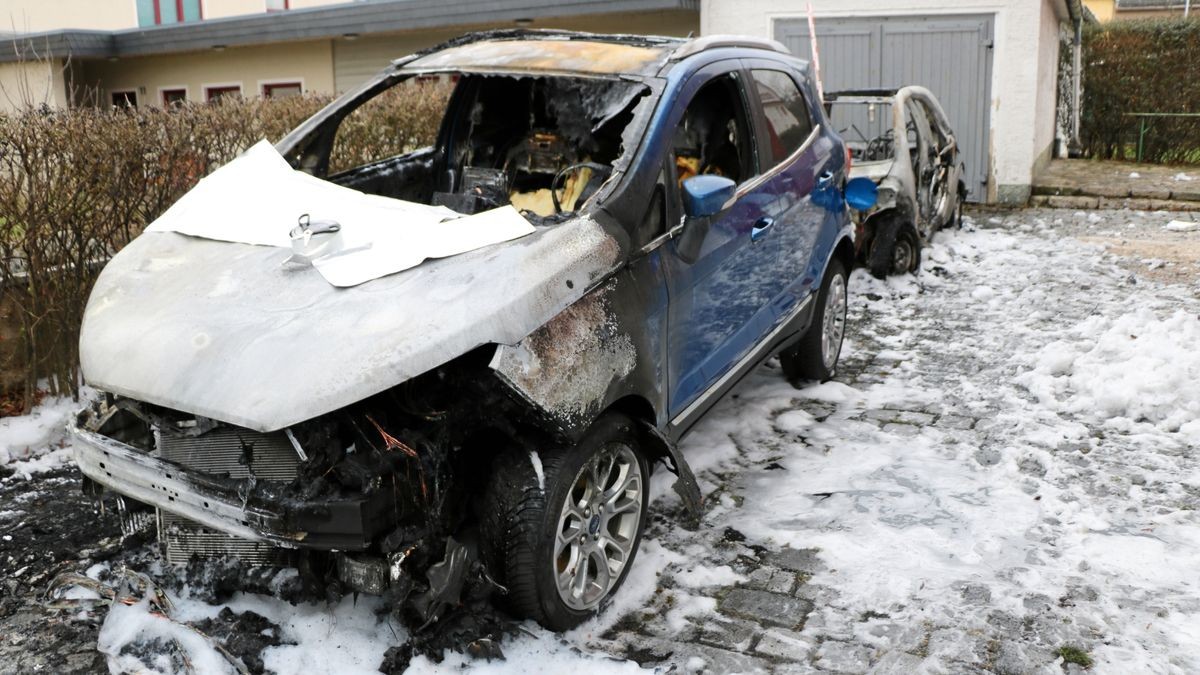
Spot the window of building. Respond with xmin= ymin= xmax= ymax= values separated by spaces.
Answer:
xmin=137 ymin=0 xmax=203 ymax=27
xmin=111 ymin=91 xmax=137 ymax=108
xmin=205 ymin=85 xmax=242 ymax=102
xmin=750 ymin=70 xmax=815 ymax=169
xmin=266 ymin=0 xmax=291 ymax=10
xmin=161 ymin=88 xmax=187 ymax=107
xmin=263 ymin=82 xmax=303 ymax=99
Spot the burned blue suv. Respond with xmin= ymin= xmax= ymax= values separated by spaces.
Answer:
xmin=70 ymin=30 xmax=870 ymax=631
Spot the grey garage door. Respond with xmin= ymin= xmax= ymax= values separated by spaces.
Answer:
xmin=776 ymin=15 xmax=993 ymax=202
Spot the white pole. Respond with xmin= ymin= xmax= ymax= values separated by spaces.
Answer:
xmin=807 ymin=2 xmax=824 ymax=99
xmin=1185 ymin=0 xmax=1191 ymax=19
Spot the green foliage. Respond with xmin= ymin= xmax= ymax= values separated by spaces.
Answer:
xmin=1056 ymin=645 xmax=1094 ymax=668
xmin=1081 ymin=17 xmax=1200 ymax=165
xmin=0 ymin=83 xmax=452 ymax=406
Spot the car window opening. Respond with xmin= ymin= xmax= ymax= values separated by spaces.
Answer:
xmin=296 ymin=74 xmax=649 ymax=225
xmin=826 ymin=99 xmax=898 ymax=163
xmin=672 ymin=74 xmax=754 ymax=187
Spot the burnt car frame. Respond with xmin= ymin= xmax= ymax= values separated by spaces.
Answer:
xmin=824 ymin=86 xmax=966 ymax=278
xmin=70 ymin=30 xmax=868 ymax=631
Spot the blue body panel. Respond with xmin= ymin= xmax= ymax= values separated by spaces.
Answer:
xmin=619 ymin=47 xmax=851 ymax=422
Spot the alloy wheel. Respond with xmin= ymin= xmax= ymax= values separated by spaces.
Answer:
xmin=553 ymin=443 xmax=644 ymax=611
xmin=821 ymin=272 xmax=847 ymax=370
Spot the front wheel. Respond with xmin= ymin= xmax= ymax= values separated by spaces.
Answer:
xmin=780 ymin=258 xmax=848 ymax=382
xmin=867 ymin=218 xmax=921 ymax=278
xmin=479 ymin=414 xmax=649 ymax=631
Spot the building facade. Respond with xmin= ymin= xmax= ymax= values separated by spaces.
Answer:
xmin=1083 ymin=0 xmax=1193 ymax=22
xmin=0 ymin=1 xmax=698 ymax=110
xmin=702 ymin=0 xmax=1087 ymax=204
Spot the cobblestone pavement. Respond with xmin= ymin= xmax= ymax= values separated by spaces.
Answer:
xmin=580 ymin=209 xmax=1200 ymax=674
xmin=3 ymin=208 xmax=1199 ymax=673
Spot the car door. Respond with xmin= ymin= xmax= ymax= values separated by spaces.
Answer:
xmin=661 ymin=63 xmax=787 ymax=419
xmin=743 ymin=64 xmax=838 ymax=327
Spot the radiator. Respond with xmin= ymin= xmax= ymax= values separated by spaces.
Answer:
xmin=156 ymin=426 xmax=301 ymax=566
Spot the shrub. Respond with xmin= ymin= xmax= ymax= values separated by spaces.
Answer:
xmin=0 ymin=81 xmax=452 ymax=408
xmin=1080 ymin=18 xmax=1200 ymax=164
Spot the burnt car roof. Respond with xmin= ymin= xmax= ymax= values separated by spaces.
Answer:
xmin=824 ymin=89 xmax=902 ymax=100
xmin=398 ymin=29 xmax=791 ymax=78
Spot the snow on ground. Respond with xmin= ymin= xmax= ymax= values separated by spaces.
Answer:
xmin=0 ymin=395 xmax=80 ymax=476
xmin=4 ymin=209 xmax=1200 ymax=674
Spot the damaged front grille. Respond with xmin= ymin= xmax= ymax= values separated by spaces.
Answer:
xmin=158 ymin=511 xmax=294 ymax=566
xmin=157 ymin=426 xmax=302 ymax=565
xmin=157 ymin=427 xmax=300 ymax=481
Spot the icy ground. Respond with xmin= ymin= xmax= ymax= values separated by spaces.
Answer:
xmin=2 ymin=208 xmax=1200 ymax=674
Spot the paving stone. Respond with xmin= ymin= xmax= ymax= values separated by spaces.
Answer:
xmin=864 ymin=409 xmax=935 ymax=425
xmin=745 ymin=566 xmax=796 ymax=594
xmin=754 ymin=627 xmax=813 ymax=661
xmin=936 ymin=414 xmax=976 ymax=430
xmin=958 ymin=582 xmax=992 ymax=605
xmin=766 ymin=547 xmax=825 ymax=574
xmin=634 ymin=638 xmax=775 ymax=674
xmin=815 ymin=640 xmax=874 ymax=673
xmin=1130 ymin=187 xmax=1172 ymax=200
xmin=718 ymin=588 xmax=814 ymax=629
xmin=794 ymin=583 xmax=839 ymax=605
xmin=1046 ymin=195 xmax=1099 ymax=209
xmin=867 ymin=650 xmax=926 ymax=674
xmin=881 ymin=423 xmax=921 ymax=437
xmin=697 ymin=615 xmax=760 ymax=653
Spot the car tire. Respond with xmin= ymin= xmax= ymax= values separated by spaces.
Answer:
xmin=780 ymin=258 xmax=848 ymax=383
xmin=867 ymin=218 xmax=920 ymax=278
xmin=479 ymin=413 xmax=649 ymax=631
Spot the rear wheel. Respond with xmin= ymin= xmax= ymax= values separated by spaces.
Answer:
xmin=479 ymin=414 xmax=649 ymax=631
xmin=781 ymin=258 xmax=847 ymax=382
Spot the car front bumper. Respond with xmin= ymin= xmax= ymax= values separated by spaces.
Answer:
xmin=69 ymin=414 xmax=382 ymax=551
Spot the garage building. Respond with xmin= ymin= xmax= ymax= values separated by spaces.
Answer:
xmin=703 ymin=0 xmax=1087 ymax=204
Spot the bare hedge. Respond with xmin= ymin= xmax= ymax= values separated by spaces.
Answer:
xmin=0 ymin=81 xmax=451 ymax=406
xmin=1080 ymin=18 xmax=1200 ymax=164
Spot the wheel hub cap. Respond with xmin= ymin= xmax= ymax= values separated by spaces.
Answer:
xmin=553 ymin=443 xmax=643 ymax=611
xmin=821 ymin=274 xmax=847 ymax=371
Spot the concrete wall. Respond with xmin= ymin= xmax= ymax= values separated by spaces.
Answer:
xmin=1033 ymin=0 xmax=1062 ymax=179
xmin=701 ymin=0 xmax=1066 ymax=204
xmin=78 ymin=39 xmax=334 ymax=107
xmin=204 ymin=0 xmax=351 ymax=20
xmin=0 ymin=58 xmax=67 ymax=109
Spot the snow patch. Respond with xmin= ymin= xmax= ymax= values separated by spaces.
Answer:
xmin=529 ymin=451 xmax=545 ymax=490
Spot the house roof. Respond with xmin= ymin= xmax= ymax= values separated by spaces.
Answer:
xmin=0 ymin=0 xmax=698 ymax=63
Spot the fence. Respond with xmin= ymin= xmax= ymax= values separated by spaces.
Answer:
xmin=1079 ymin=17 xmax=1200 ymax=165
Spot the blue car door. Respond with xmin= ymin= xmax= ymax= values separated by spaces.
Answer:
xmin=743 ymin=64 xmax=840 ymax=327
xmin=662 ymin=63 xmax=791 ymax=419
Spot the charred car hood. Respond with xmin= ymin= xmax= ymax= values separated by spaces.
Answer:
xmin=80 ymin=219 xmax=621 ymax=432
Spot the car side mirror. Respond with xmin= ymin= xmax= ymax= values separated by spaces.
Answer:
xmin=681 ymin=175 xmax=736 ymax=218
xmin=845 ymin=177 xmax=879 ymax=211
xmin=676 ymin=175 xmax=735 ymax=264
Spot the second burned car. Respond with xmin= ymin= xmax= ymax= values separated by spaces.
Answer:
xmin=70 ymin=30 xmax=873 ymax=631
xmin=825 ymin=87 xmax=966 ymax=278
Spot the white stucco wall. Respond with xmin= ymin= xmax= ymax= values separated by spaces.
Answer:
xmin=700 ymin=0 xmax=1068 ymax=204
xmin=0 ymin=0 xmax=135 ymax=32
xmin=0 ymin=58 xmax=67 ymax=111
